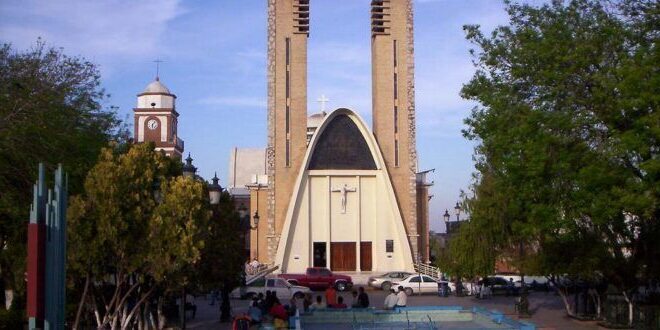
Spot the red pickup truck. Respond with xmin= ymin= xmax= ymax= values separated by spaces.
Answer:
xmin=279 ymin=267 xmax=353 ymax=292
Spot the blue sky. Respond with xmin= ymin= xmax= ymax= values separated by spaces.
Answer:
xmin=0 ymin=0 xmax=543 ymax=232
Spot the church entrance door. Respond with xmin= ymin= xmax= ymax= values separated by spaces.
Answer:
xmin=313 ymin=242 xmax=327 ymax=268
xmin=330 ymin=242 xmax=356 ymax=271
xmin=360 ymin=242 xmax=372 ymax=271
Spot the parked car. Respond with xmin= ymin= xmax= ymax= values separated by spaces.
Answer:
xmin=230 ymin=276 xmax=311 ymax=300
xmin=447 ymin=281 xmax=475 ymax=296
xmin=478 ymin=276 xmax=521 ymax=295
xmin=279 ymin=267 xmax=353 ymax=291
xmin=368 ymin=272 xmax=414 ymax=291
xmin=391 ymin=274 xmax=440 ymax=296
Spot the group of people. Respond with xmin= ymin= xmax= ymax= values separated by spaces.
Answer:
xmin=238 ymin=285 xmax=410 ymax=327
xmin=383 ymin=286 xmax=408 ymax=309
xmin=307 ymin=286 xmax=371 ymax=310
xmin=244 ymin=290 xmax=297 ymax=328
xmin=244 ymin=258 xmax=262 ymax=275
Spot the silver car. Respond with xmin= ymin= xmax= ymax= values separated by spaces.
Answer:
xmin=367 ymin=272 xmax=414 ymax=291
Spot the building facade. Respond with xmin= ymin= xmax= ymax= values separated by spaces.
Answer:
xmin=240 ymin=0 xmax=432 ymax=273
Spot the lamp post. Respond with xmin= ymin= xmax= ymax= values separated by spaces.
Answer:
xmin=247 ymin=182 xmax=266 ymax=260
xmin=208 ymin=172 xmax=222 ymax=205
xmin=454 ymin=202 xmax=461 ymax=222
xmin=182 ymin=153 xmax=197 ymax=178
xmin=443 ymin=209 xmax=450 ymax=223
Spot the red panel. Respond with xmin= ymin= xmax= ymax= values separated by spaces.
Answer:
xmin=26 ymin=223 xmax=45 ymax=320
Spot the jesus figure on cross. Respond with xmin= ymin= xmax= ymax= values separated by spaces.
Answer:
xmin=331 ymin=184 xmax=357 ymax=214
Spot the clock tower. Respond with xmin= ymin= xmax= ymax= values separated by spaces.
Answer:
xmin=133 ymin=77 xmax=184 ymax=157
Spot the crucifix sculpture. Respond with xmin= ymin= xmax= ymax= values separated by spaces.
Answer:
xmin=331 ymin=184 xmax=357 ymax=214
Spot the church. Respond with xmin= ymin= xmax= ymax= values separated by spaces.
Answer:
xmin=227 ymin=0 xmax=433 ymax=274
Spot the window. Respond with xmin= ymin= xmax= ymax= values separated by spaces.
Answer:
xmin=394 ymin=140 xmax=399 ymax=167
xmin=267 ymin=279 xmax=275 ymax=287
xmin=422 ymin=276 xmax=436 ymax=283
xmin=285 ymin=37 xmax=291 ymax=167
xmin=394 ymin=106 xmax=398 ymax=133
xmin=252 ymin=278 xmax=265 ymax=287
xmin=393 ymin=73 xmax=398 ymax=100
xmin=385 ymin=240 xmax=394 ymax=253
xmin=393 ymin=40 xmax=397 ymax=67
xmin=286 ymin=140 xmax=290 ymax=167
xmin=275 ymin=279 xmax=288 ymax=288
xmin=409 ymin=276 xmax=421 ymax=283
xmin=319 ymin=269 xmax=332 ymax=277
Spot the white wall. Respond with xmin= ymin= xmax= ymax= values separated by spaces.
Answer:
xmin=137 ymin=94 xmax=175 ymax=109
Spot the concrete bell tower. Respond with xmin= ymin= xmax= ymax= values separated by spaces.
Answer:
xmin=133 ymin=77 xmax=184 ymax=158
xmin=266 ymin=0 xmax=310 ymax=263
xmin=371 ymin=0 xmax=419 ymax=260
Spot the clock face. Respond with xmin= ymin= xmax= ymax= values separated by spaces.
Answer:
xmin=147 ymin=119 xmax=158 ymax=130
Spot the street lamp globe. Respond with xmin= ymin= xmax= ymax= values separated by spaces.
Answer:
xmin=182 ymin=153 xmax=197 ymax=178
xmin=238 ymin=203 xmax=248 ymax=218
xmin=208 ymin=172 xmax=222 ymax=205
xmin=253 ymin=212 xmax=260 ymax=226
xmin=443 ymin=209 xmax=450 ymax=222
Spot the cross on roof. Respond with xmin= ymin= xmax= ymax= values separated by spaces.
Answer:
xmin=316 ymin=94 xmax=330 ymax=113
xmin=154 ymin=59 xmax=164 ymax=80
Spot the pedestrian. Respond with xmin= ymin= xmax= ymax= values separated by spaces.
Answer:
xmin=248 ymin=297 xmax=262 ymax=324
xmin=325 ymin=286 xmax=337 ymax=307
xmin=269 ymin=299 xmax=288 ymax=328
xmin=250 ymin=258 xmax=261 ymax=272
xmin=357 ymin=287 xmax=370 ymax=308
xmin=350 ymin=290 xmax=359 ymax=308
xmin=395 ymin=286 xmax=407 ymax=308
xmin=332 ymin=296 xmax=347 ymax=309
xmin=209 ymin=289 xmax=218 ymax=306
xmin=506 ymin=278 xmax=514 ymax=296
xmin=383 ymin=288 xmax=398 ymax=310
xmin=311 ymin=295 xmax=326 ymax=310
xmin=303 ymin=293 xmax=313 ymax=312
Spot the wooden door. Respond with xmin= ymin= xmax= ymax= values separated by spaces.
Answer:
xmin=360 ymin=242 xmax=372 ymax=271
xmin=330 ymin=242 xmax=356 ymax=271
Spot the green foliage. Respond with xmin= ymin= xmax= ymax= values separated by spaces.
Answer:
xmin=455 ymin=0 xmax=659 ymax=292
xmin=194 ymin=191 xmax=245 ymax=291
xmin=67 ymin=143 xmax=210 ymax=328
xmin=0 ymin=40 xmax=123 ymax=307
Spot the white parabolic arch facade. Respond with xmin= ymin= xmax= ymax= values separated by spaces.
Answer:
xmin=275 ymin=108 xmax=414 ymax=273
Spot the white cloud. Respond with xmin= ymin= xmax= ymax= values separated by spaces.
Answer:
xmin=0 ymin=0 xmax=183 ymax=60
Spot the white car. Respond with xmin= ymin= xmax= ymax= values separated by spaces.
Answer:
xmin=230 ymin=276 xmax=311 ymax=300
xmin=391 ymin=274 xmax=440 ymax=295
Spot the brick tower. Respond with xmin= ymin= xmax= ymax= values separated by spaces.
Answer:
xmin=371 ymin=0 xmax=419 ymax=260
xmin=133 ymin=77 xmax=184 ymax=157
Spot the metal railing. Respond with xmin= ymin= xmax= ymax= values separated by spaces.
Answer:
xmin=245 ymin=263 xmax=279 ymax=285
xmin=414 ymin=262 xmax=442 ymax=279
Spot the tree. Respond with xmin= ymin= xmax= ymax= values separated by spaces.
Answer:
xmin=0 ymin=40 xmax=123 ymax=309
xmin=194 ymin=190 xmax=244 ymax=322
xmin=456 ymin=0 xmax=658 ymax=324
xmin=67 ymin=143 xmax=210 ymax=329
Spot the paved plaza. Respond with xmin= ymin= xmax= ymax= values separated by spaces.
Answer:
xmin=186 ymin=288 xmax=603 ymax=329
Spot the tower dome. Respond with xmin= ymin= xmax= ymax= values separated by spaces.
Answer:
xmin=140 ymin=78 xmax=173 ymax=96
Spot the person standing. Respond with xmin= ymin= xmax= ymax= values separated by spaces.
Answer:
xmin=350 ymin=290 xmax=359 ymax=308
xmin=324 ymin=286 xmax=337 ymax=307
xmin=357 ymin=287 xmax=370 ymax=308
xmin=303 ymin=293 xmax=313 ymax=312
xmin=383 ymin=289 xmax=398 ymax=310
xmin=395 ymin=286 xmax=407 ymax=308
xmin=332 ymin=296 xmax=347 ymax=309
xmin=310 ymin=295 xmax=326 ymax=310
